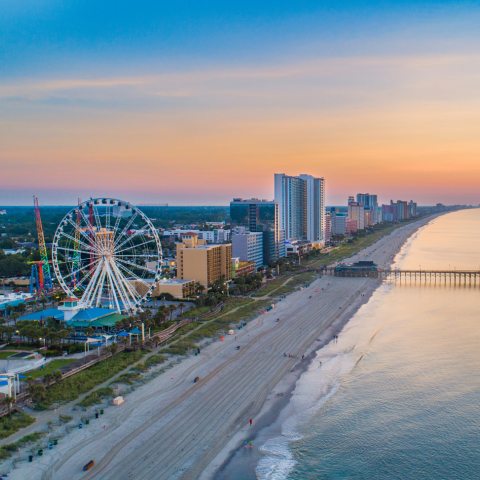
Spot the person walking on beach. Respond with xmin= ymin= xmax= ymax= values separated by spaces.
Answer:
xmin=244 ymin=440 xmax=248 ymax=448
xmin=250 ymin=419 xmax=252 ymax=426
xmin=250 ymin=440 xmax=253 ymax=448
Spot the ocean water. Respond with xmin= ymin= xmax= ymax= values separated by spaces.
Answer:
xmin=256 ymin=210 xmax=480 ymax=480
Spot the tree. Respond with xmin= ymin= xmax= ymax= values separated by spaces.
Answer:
xmin=1 ymin=395 xmax=14 ymax=414
xmin=52 ymin=370 xmax=62 ymax=384
xmin=57 ymin=329 xmax=69 ymax=346
xmin=178 ymin=302 xmax=186 ymax=314
xmin=10 ymin=311 xmax=19 ymax=326
xmin=84 ymin=327 xmax=94 ymax=337
xmin=195 ymin=282 xmax=205 ymax=294
xmin=6 ymin=305 xmax=14 ymax=316
xmin=28 ymin=384 xmax=45 ymax=403
xmin=168 ymin=304 xmax=177 ymax=321
xmin=39 ymin=298 xmax=48 ymax=307
xmin=110 ymin=342 xmax=119 ymax=355
xmin=4 ymin=326 xmax=15 ymax=343
xmin=42 ymin=372 xmax=54 ymax=386
xmin=16 ymin=303 xmax=26 ymax=314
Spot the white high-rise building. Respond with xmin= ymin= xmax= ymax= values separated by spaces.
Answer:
xmin=274 ymin=173 xmax=325 ymax=244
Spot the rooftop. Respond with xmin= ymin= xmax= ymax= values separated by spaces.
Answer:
xmin=19 ymin=308 xmax=64 ymax=321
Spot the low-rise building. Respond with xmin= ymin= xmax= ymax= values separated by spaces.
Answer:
xmin=231 ymin=258 xmax=256 ymax=278
xmin=131 ymin=278 xmax=195 ymax=298
xmin=176 ymin=233 xmax=232 ymax=288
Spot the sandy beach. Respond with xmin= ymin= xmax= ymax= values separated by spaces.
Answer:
xmin=5 ymin=215 xmax=441 ymax=480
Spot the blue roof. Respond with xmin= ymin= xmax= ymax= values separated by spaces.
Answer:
xmin=69 ymin=308 xmax=117 ymax=322
xmin=117 ymin=330 xmax=129 ymax=336
xmin=0 ymin=299 xmax=29 ymax=310
xmin=19 ymin=308 xmax=64 ymax=321
xmin=129 ymin=327 xmax=141 ymax=334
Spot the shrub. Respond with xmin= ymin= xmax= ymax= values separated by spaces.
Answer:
xmin=0 ymin=412 xmax=35 ymax=440
xmin=36 ymin=351 xmax=145 ymax=409
xmin=78 ymin=387 xmax=115 ymax=407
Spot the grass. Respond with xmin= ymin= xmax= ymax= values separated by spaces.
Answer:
xmin=179 ymin=299 xmax=272 ymax=344
xmin=0 ymin=431 xmax=46 ymax=460
xmin=130 ymin=354 xmax=166 ymax=372
xmin=0 ymin=412 xmax=35 ymax=440
xmin=0 ymin=351 xmax=31 ymax=360
xmin=77 ymin=387 xmax=115 ymax=407
xmin=251 ymin=277 xmax=288 ymax=297
xmin=177 ymin=305 xmax=214 ymax=318
xmin=269 ymin=272 xmax=317 ymax=297
xmin=24 ymin=359 xmax=77 ymax=379
xmin=37 ymin=351 xmax=145 ymax=409
xmin=113 ymin=372 xmax=141 ymax=385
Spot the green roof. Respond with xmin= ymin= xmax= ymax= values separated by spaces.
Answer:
xmin=69 ymin=313 xmax=128 ymax=328
xmin=92 ymin=313 xmax=127 ymax=326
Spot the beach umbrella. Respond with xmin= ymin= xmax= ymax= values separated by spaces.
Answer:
xmin=117 ymin=331 xmax=129 ymax=337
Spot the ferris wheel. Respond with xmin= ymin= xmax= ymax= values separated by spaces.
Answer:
xmin=52 ymin=198 xmax=162 ymax=314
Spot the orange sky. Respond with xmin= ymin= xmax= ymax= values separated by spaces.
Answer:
xmin=1 ymin=53 xmax=480 ymax=205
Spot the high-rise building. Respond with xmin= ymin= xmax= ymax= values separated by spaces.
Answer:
xmin=364 ymin=208 xmax=373 ymax=227
xmin=392 ymin=200 xmax=408 ymax=219
xmin=231 ymin=232 xmax=264 ymax=268
xmin=382 ymin=204 xmax=396 ymax=221
xmin=176 ymin=233 xmax=232 ymax=289
xmin=408 ymin=201 xmax=417 ymax=217
xmin=357 ymin=194 xmax=379 ymax=223
xmin=325 ymin=213 xmax=331 ymax=241
xmin=331 ymin=211 xmax=347 ymax=235
xmin=348 ymin=200 xmax=365 ymax=230
xmin=274 ymin=173 xmax=325 ymax=244
xmin=230 ymin=198 xmax=281 ymax=265
xmin=346 ymin=219 xmax=358 ymax=234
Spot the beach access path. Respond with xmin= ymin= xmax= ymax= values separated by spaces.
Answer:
xmin=9 ymin=215 xmax=437 ymax=480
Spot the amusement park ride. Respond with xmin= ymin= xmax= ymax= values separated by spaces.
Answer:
xmin=51 ymin=198 xmax=162 ymax=314
xmin=29 ymin=197 xmax=162 ymax=315
xmin=29 ymin=196 xmax=53 ymax=296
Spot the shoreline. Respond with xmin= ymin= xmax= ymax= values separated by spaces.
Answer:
xmin=209 ymin=213 xmax=443 ymax=480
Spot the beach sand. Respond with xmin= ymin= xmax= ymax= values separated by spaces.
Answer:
xmin=6 ymin=215 xmax=440 ymax=480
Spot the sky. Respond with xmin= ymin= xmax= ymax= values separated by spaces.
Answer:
xmin=1 ymin=1 xmax=480 ymax=206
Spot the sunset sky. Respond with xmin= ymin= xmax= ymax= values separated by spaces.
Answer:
xmin=1 ymin=1 xmax=480 ymax=206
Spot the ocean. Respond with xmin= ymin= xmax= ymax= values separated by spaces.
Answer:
xmin=256 ymin=209 xmax=480 ymax=480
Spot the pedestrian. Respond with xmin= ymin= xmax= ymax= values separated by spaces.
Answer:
xmin=302 ymin=355 xmax=304 ymax=359
xmin=250 ymin=440 xmax=253 ymax=448
xmin=244 ymin=440 xmax=247 ymax=448
xmin=250 ymin=419 xmax=252 ymax=426
xmin=284 ymin=353 xmax=286 ymax=357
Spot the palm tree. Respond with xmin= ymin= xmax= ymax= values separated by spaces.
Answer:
xmin=168 ymin=304 xmax=177 ymax=321
xmin=178 ymin=303 xmax=186 ymax=315
xmin=10 ymin=312 xmax=19 ymax=326
xmin=42 ymin=372 xmax=54 ymax=386
xmin=84 ymin=327 xmax=94 ymax=337
xmin=195 ymin=282 xmax=204 ymax=294
xmin=57 ymin=330 xmax=69 ymax=346
xmin=52 ymin=370 xmax=62 ymax=384
xmin=1 ymin=395 xmax=14 ymax=414
xmin=28 ymin=384 xmax=45 ymax=404
xmin=110 ymin=342 xmax=119 ymax=355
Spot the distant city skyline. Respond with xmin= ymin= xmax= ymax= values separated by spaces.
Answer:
xmin=2 ymin=2 xmax=480 ymax=206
